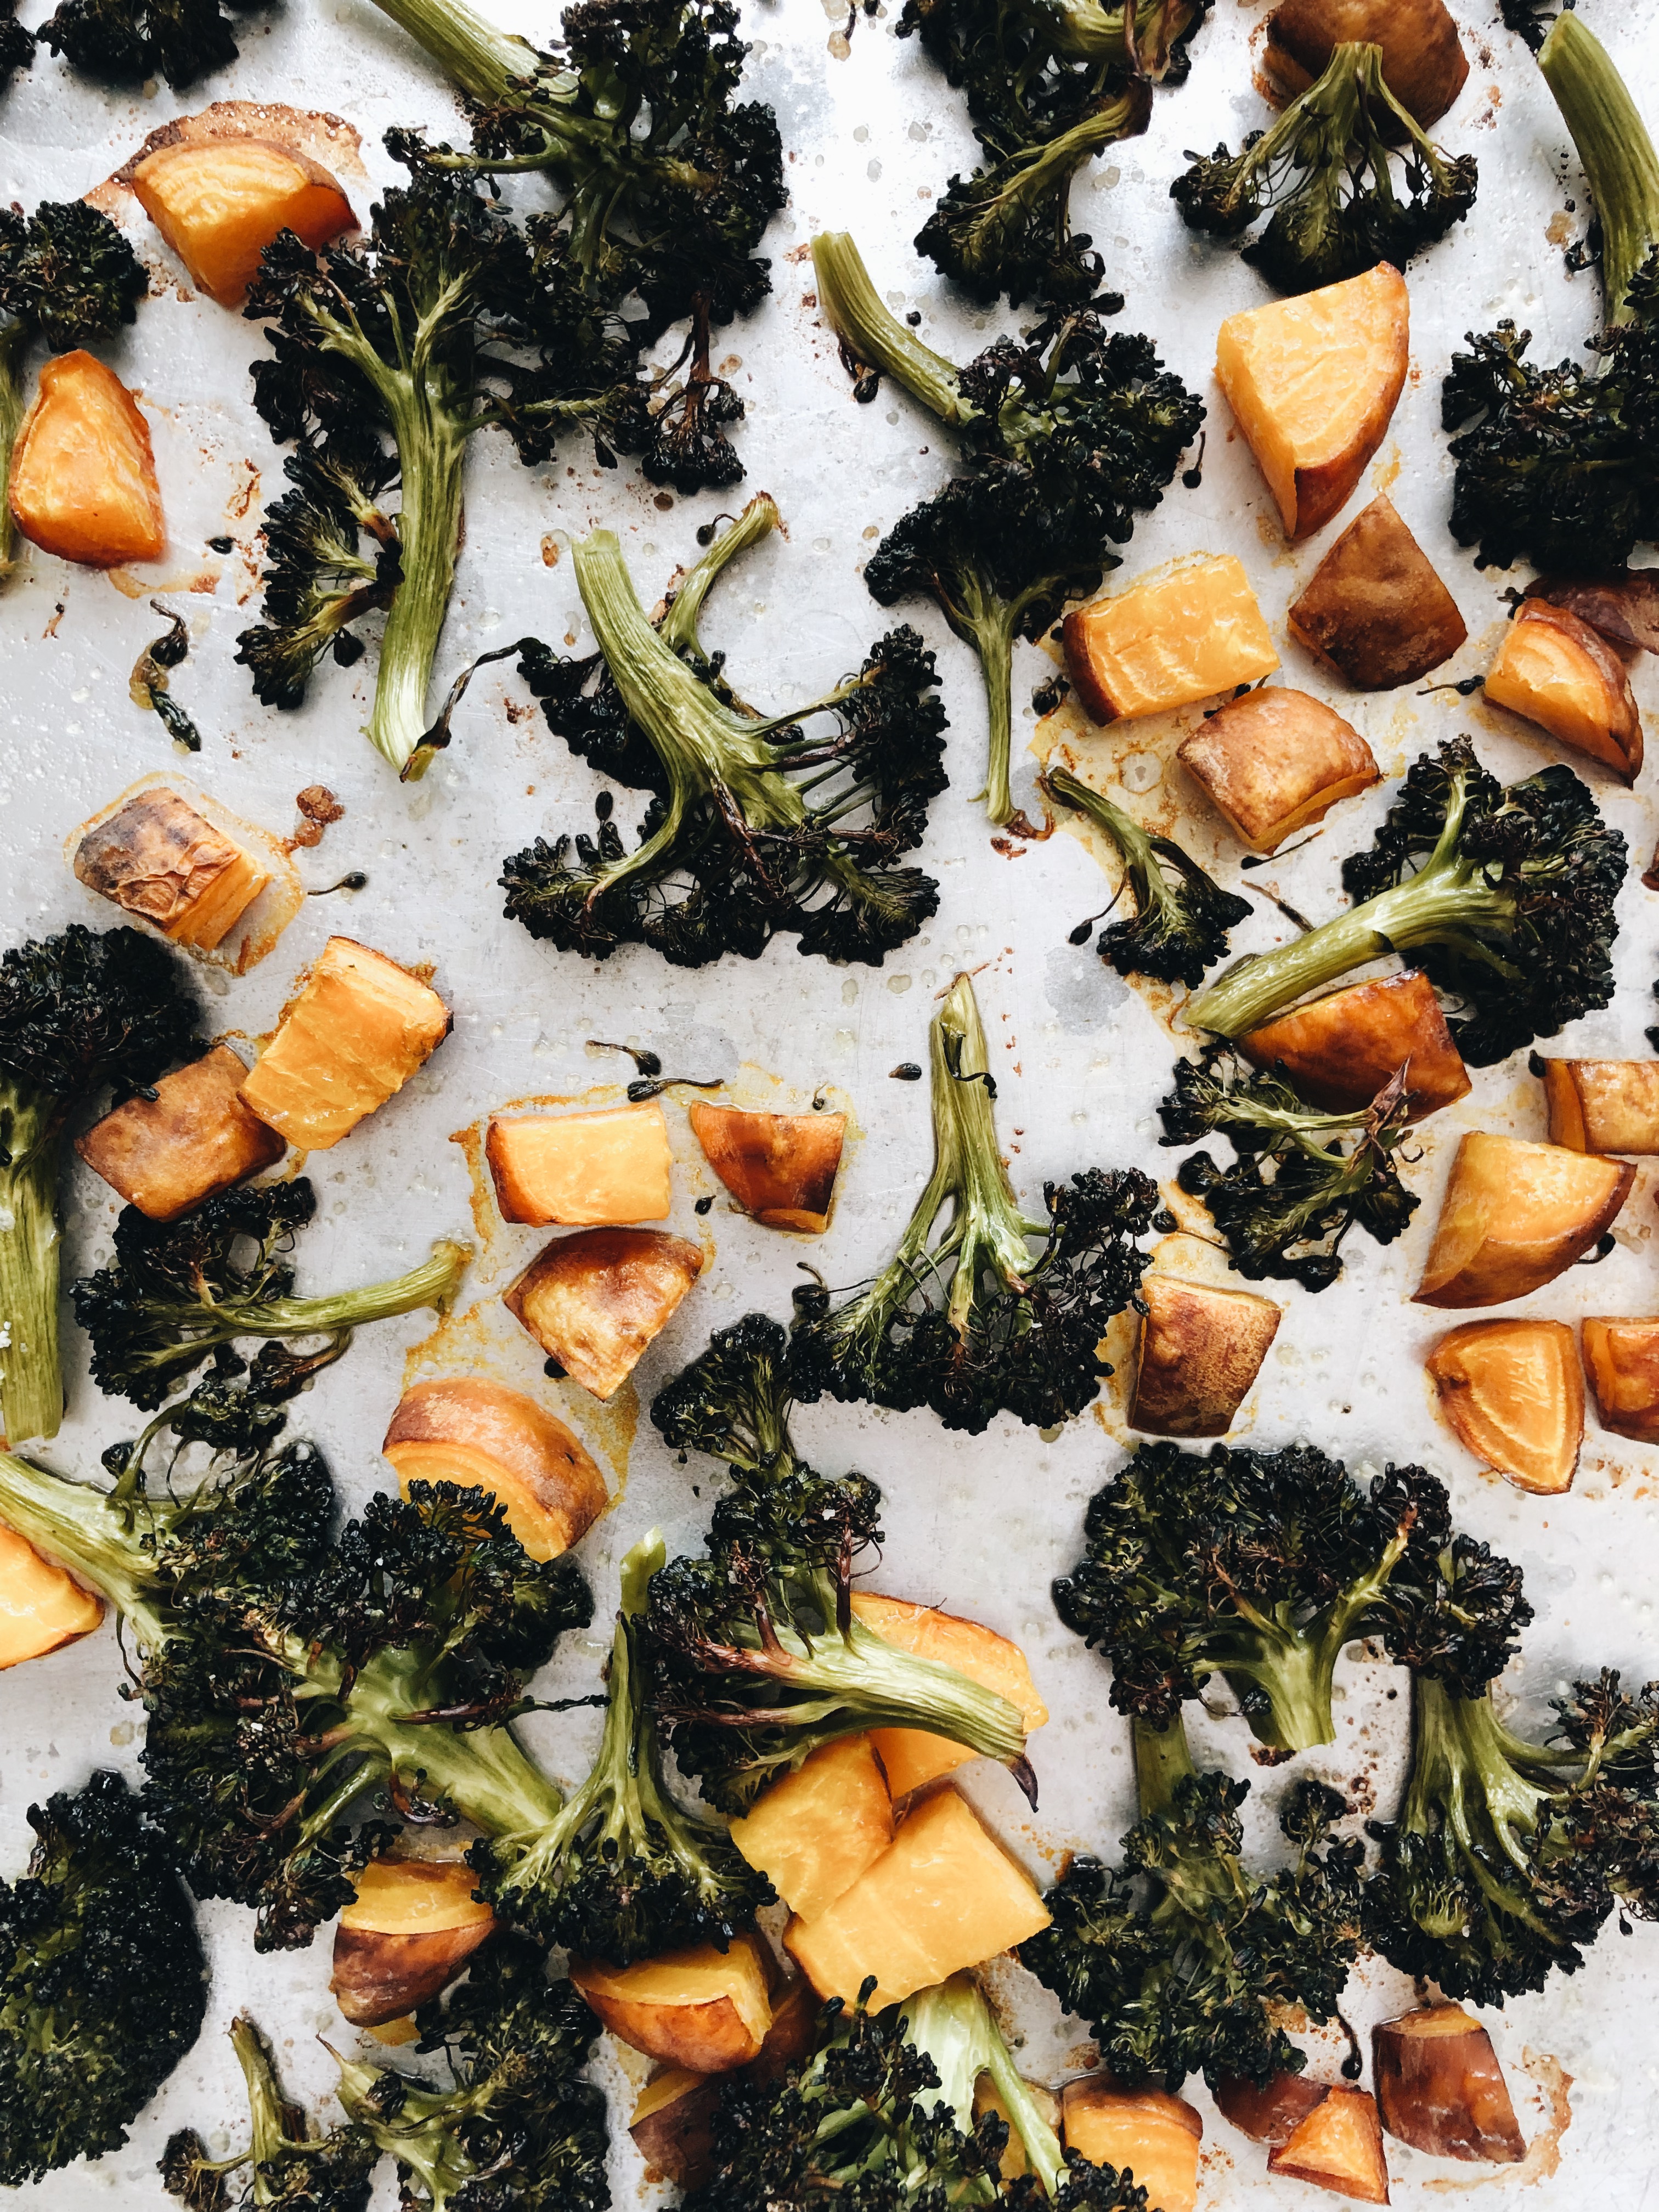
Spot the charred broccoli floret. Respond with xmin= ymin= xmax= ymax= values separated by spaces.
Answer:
xmin=161 ymin=2014 xmax=378 ymax=2212
xmin=0 ymin=1770 xmax=207 ymax=2186
xmin=0 ymin=0 xmax=33 ymax=87
xmin=789 ymin=971 xmax=1158 ymax=1434
xmin=1053 ymin=1440 xmax=1532 ymax=1753
xmin=35 ymin=0 xmax=267 ymax=86
xmin=500 ymin=495 xmax=949 ymax=968
xmin=1188 ymin=736 xmax=1627 ymax=1066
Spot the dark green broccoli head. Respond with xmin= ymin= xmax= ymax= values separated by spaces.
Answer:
xmin=35 ymin=0 xmax=260 ymax=84
xmin=161 ymin=2013 xmax=378 ymax=2212
xmin=235 ymin=437 xmax=400 ymax=709
xmin=0 ymin=922 xmax=198 ymax=1111
xmin=0 ymin=2 xmax=33 ymax=88
xmin=652 ymin=1312 xmax=804 ymax=1480
xmin=0 ymin=199 xmax=148 ymax=348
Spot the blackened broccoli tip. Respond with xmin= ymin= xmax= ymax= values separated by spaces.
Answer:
xmin=1042 ymin=764 xmax=1251 ymax=986
xmin=788 ymin=969 xmax=1158 ymax=1434
xmin=0 ymin=923 xmax=198 ymax=1448
xmin=36 ymin=0 xmax=264 ymax=86
xmin=651 ymin=1308 xmax=804 ymax=1481
xmin=1022 ymin=1714 xmax=1364 ymax=2092
xmin=0 ymin=0 xmax=33 ymax=89
xmin=500 ymin=496 xmax=949 ymax=968
xmin=1188 ymin=736 xmax=1626 ymax=1067
xmin=161 ymin=2013 xmax=378 ymax=2212
xmin=1053 ymin=1440 xmax=1531 ymax=1754
xmin=0 ymin=1769 xmax=207 ymax=2187
xmin=1171 ymin=40 xmax=1477 ymax=294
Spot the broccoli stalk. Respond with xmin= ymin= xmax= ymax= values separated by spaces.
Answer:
xmin=161 ymin=2015 xmax=377 ymax=2212
xmin=789 ymin=970 xmax=1158 ymax=1432
xmin=1538 ymin=10 xmax=1659 ymax=326
xmin=1188 ymin=737 xmax=1627 ymax=1066
xmin=900 ymin=1974 xmax=1065 ymax=2196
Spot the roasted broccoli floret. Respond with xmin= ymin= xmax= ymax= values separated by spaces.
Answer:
xmin=1172 ymin=41 xmax=1476 ymax=292
xmin=333 ymin=1933 xmax=610 ymax=2212
xmin=1188 ymin=736 xmax=1627 ymax=1066
xmin=161 ymin=2014 xmax=378 ymax=2212
xmin=789 ymin=971 xmax=1158 ymax=1434
xmin=500 ymin=495 xmax=949 ymax=968
xmin=1158 ymin=1049 xmax=1419 ymax=1290
xmin=1043 ymin=764 xmax=1251 ymax=985
xmin=814 ymin=234 xmax=1200 ymax=827
xmin=35 ymin=0 xmax=267 ymax=86
xmin=0 ymin=1 xmax=33 ymax=92
xmin=1022 ymin=1715 xmax=1364 ymax=2091
xmin=71 ymin=1176 xmax=469 ymax=1413
xmin=647 ymin=1315 xmax=1035 ymax=1810
xmin=0 ymin=1770 xmax=207 ymax=2187
xmin=0 ymin=924 xmax=198 ymax=1447
xmin=1053 ymin=1440 xmax=1532 ymax=1753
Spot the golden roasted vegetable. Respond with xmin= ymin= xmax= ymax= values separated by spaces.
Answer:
xmin=130 ymin=134 xmax=354 ymax=306
xmin=1287 ymin=496 xmax=1468 ymax=690
xmin=1215 ymin=266 xmax=1409 ymax=540
xmin=381 ymin=1378 xmax=607 ymax=1560
xmin=1240 ymin=971 xmax=1470 ymax=1119
xmin=571 ymin=1934 xmax=774 ymax=2073
xmin=1214 ymin=2069 xmax=1333 ymax=2146
xmin=9 ymin=349 xmax=165 ymax=567
xmin=1413 ymin=1133 xmax=1634 ymax=1310
xmin=848 ymin=1592 xmax=1048 ymax=1799
xmin=1062 ymin=554 xmax=1279 ymax=724
xmin=975 ymin=2075 xmax=1062 ymax=2183
xmin=1130 ymin=1273 xmax=1281 ymax=1438
xmin=1484 ymin=600 xmax=1643 ymax=782
xmin=330 ymin=1858 xmax=496 ymax=2028
xmin=487 ymin=1103 xmax=673 ymax=1226
xmin=501 ymin=1227 xmax=703 ymax=1399
xmin=727 ymin=1735 xmax=893 ymax=1922
xmin=687 ymin=1102 xmax=845 ymax=1232
xmin=76 ymin=1043 xmax=285 ymax=1221
xmin=1426 ymin=1319 xmax=1582 ymax=1495
xmin=1177 ymin=687 xmax=1378 ymax=852
xmin=1372 ymin=2005 xmax=1525 ymax=2164
xmin=1060 ymin=2082 xmax=1203 ymax=2212
xmin=238 ymin=935 xmax=450 ymax=1150
xmin=1523 ymin=570 xmax=1659 ymax=657
xmin=0 ymin=1522 xmax=104 ymax=1667
xmin=73 ymin=789 xmax=272 ymax=951
xmin=1541 ymin=1058 xmax=1659 ymax=1155
xmin=1267 ymin=2086 xmax=1390 ymax=2202
xmin=1582 ymin=1318 xmax=1659 ymax=1444
xmin=1266 ymin=0 xmax=1468 ymax=123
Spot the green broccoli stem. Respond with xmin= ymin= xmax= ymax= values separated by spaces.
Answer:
xmin=0 ymin=321 xmax=25 ymax=578
xmin=661 ymin=492 xmax=783 ymax=662
xmin=372 ymin=404 xmax=470 ymax=779
xmin=939 ymin=569 xmax=1053 ymax=830
xmin=967 ymin=94 xmax=1148 ymax=234
xmin=901 ymin=1974 xmax=1063 ymax=2198
xmin=1134 ymin=1715 xmax=1249 ymax=1922
xmin=0 ymin=1452 xmax=173 ymax=1651
xmin=809 ymin=234 xmax=974 ymax=427
xmin=1043 ymin=765 xmax=1170 ymax=922
xmin=333 ymin=2058 xmax=480 ymax=2212
xmin=1402 ymin=1675 xmax=1561 ymax=1937
xmin=928 ymin=973 xmax=1047 ymax=1335
xmin=360 ymin=0 xmax=541 ymax=105
xmin=0 ymin=1085 xmax=64 ymax=1447
xmin=338 ymin=1641 xmax=565 ymax=1836
xmin=140 ymin=1237 xmax=470 ymax=1372
xmin=1538 ymin=12 xmax=1659 ymax=324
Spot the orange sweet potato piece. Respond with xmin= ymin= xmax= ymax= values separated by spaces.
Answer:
xmin=1062 ymin=2081 xmax=1203 ymax=2212
xmin=1485 ymin=601 xmax=1643 ymax=782
xmin=1214 ymin=2069 xmax=1333 ymax=2145
xmin=1130 ymin=1274 xmax=1280 ymax=1437
xmin=73 ymin=789 xmax=271 ymax=951
xmin=571 ymin=1935 xmax=773 ymax=2073
xmin=1414 ymin=1133 xmax=1633 ymax=1310
xmin=628 ymin=1984 xmax=821 ymax=2188
xmin=848 ymin=1592 xmax=1047 ymax=1798
xmin=131 ymin=135 xmax=354 ymax=306
xmin=77 ymin=1045 xmax=285 ymax=1221
xmin=1240 ymin=972 xmax=1471 ymax=1119
xmin=1582 ymin=1318 xmax=1659 ymax=1444
xmin=1177 ymin=686 xmax=1378 ymax=851
xmin=487 ymin=1104 xmax=672 ymax=1226
xmin=1288 ymin=496 xmax=1468 ymax=689
xmin=502 ymin=1227 xmax=703 ymax=1399
xmin=0 ymin=1522 xmax=104 ymax=1667
xmin=381 ymin=1378 xmax=607 ymax=1560
xmin=1063 ymin=554 xmax=1279 ymax=724
xmin=1373 ymin=2004 xmax=1525 ymax=2164
xmin=331 ymin=1858 xmax=496 ymax=2027
xmin=1426 ymin=1319 xmax=1582 ymax=1496
xmin=1268 ymin=2084 xmax=1391 ymax=2202
xmin=10 ymin=350 xmax=164 ymax=567
xmin=687 ymin=1102 xmax=845 ymax=1232
xmin=1543 ymin=1059 xmax=1659 ymax=1155
xmin=1266 ymin=0 xmax=1469 ymax=126
xmin=728 ymin=1735 xmax=893 ymax=1922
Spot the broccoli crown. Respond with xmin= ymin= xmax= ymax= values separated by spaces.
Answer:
xmin=238 ymin=436 xmax=402 ymax=709
xmin=1054 ymin=1441 xmax=1532 ymax=1753
xmin=35 ymin=0 xmax=259 ymax=83
xmin=0 ymin=1 xmax=33 ymax=89
xmin=0 ymin=1770 xmax=207 ymax=2186
xmin=1172 ymin=41 xmax=1476 ymax=292
xmin=501 ymin=499 xmax=949 ymax=968
xmin=0 ymin=922 xmax=197 ymax=1113
xmin=651 ymin=1310 xmax=806 ymax=1482
xmin=161 ymin=2014 xmax=379 ymax=2212
xmin=0 ymin=198 xmax=148 ymax=351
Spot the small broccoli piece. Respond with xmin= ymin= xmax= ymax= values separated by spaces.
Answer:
xmin=814 ymin=233 xmax=1201 ymax=826
xmin=334 ymin=1933 xmax=610 ymax=2212
xmin=646 ymin=1316 xmax=1035 ymax=1810
xmin=1498 ymin=0 xmax=1562 ymax=50
xmin=1053 ymin=1440 xmax=1532 ymax=1753
xmin=0 ymin=0 xmax=33 ymax=88
xmin=1172 ymin=42 xmax=1476 ymax=293
xmin=0 ymin=1770 xmax=206 ymax=2187
xmin=71 ymin=1176 xmax=469 ymax=1412
xmin=1158 ymin=1048 xmax=1419 ymax=1290
xmin=1043 ymin=764 xmax=1251 ymax=985
xmin=161 ymin=2014 xmax=378 ymax=2212
xmin=1022 ymin=1715 xmax=1364 ymax=2091
xmin=236 ymin=437 xmax=402 ymax=709
xmin=500 ymin=494 xmax=949 ymax=968
xmin=788 ymin=971 xmax=1158 ymax=1434
xmin=1188 ymin=736 xmax=1627 ymax=1066
xmin=35 ymin=0 xmax=263 ymax=84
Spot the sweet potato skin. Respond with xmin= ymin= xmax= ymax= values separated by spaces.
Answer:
xmin=687 ymin=1102 xmax=845 ymax=1232
xmin=73 ymin=789 xmax=270 ymax=948
xmin=1582 ymin=1318 xmax=1659 ymax=1444
xmin=76 ymin=1044 xmax=285 ymax=1221
xmin=1266 ymin=0 xmax=1468 ymax=124
xmin=1178 ymin=687 xmax=1378 ymax=852
xmin=1542 ymin=1059 xmax=1659 ymax=1155
xmin=1288 ymin=496 xmax=1468 ymax=690
xmin=1523 ymin=569 xmax=1659 ymax=656
xmin=1214 ymin=2069 xmax=1332 ymax=2146
xmin=1240 ymin=972 xmax=1471 ymax=1120
xmin=571 ymin=1936 xmax=774 ymax=2073
xmin=1130 ymin=1274 xmax=1280 ymax=1437
xmin=381 ymin=1378 xmax=607 ymax=1560
xmin=502 ymin=1227 xmax=703 ymax=1399
xmin=1373 ymin=2006 xmax=1525 ymax=2164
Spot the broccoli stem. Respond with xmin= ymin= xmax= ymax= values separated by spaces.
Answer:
xmin=928 ymin=973 xmax=1047 ymax=1334
xmin=1134 ymin=1714 xmax=1249 ymax=1923
xmin=809 ymin=234 xmax=973 ymax=427
xmin=766 ymin=1608 xmax=1030 ymax=1768
xmin=334 ymin=2058 xmax=475 ymax=2210
xmin=360 ymin=0 xmax=541 ymax=105
xmin=941 ymin=569 xmax=1047 ymax=830
xmin=1403 ymin=1675 xmax=1560 ymax=1937
xmin=661 ymin=492 xmax=783 ymax=661
xmin=0 ymin=321 xmax=25 ymax=578
xmin=369 ymin=406 xmax=470 ymax=778
xmin=902 ymin=1974 xmax=1064 ymax=2197
xmin=228 ymin=2016 xmax=306 ymax=2177
xmin=0 ymin=1452 xmax=172 ymax=1650
xmin=1538 ymin=12 xmax=1659 ymax=323
xmin=1043 ymin=764 xmax=1167 ymax=918
xmin=0 ymin=1085 xmax=63 ymax=1446
xmin=343 ymin=1641 xmax=565 ymax=1836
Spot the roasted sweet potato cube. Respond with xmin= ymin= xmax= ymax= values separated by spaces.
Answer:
xmin=1582 ymin=1318 xmax=1659 ymax=1444
xmin=1288 ymin=496 xmax=1468 ymax=690
xmin=1240 ymin=972 xmax=1471 ymax=1119
xmin=238 ymin=936 xmax=450 ymax=1150
xmin=1216 ymin=266 xmax=1409 ymax=540
xmin=975 ymin=2074 xmax=1062 ymax=2182
xmin=131 ymin=135 xmax=354 ymax=306
xmin=1485 ymin=601 xmax=1643 ymax=782
xmin=1214 ymin=2069 xmax=1332 ymax=2146
xmin=848 ymin=1591 xmax=1048 ymax=1798
xmin=571 ymin=1935 xmax=774 ymax=2073
xmin=1426 ymin=1320 xmax=1582 ymax=1495
xmin=74 ymin=789 xmax=272 ymax=950
xmin=76 ymin=1045 xmax=285 ymax=1221
xmin=487 ymin=1103 xmax=672 ymax=1226
xmin=1542 ymin=1059 xmax=1659 ymax=1155
xmin=1130 ymin=1274 xmax=1280 ymax=1437
xmin=381 ymin=1378 xmax=607 ymax=1560
xmin=629 ymin=2068 xmax=723 ymax=2187
xmin=1063 ymin=554 xmax=1279 ymax=724
xmin=0 ymin=1522 xmax=104 ymax=1667
xmin=1177 ymin=687 xmax=1378 ymax=852
xmin=331 ymin=1858 xmax=496 ymax=2027
xmin=1523 ymin=569 xmax=1659 ymax=656
xmin=1268 ymin=2086 xmax=1390 ymax=2202
xmin=9 ymin=350 xmax=165 ymax=567
xmin=687 ymin=1102 xmax=845 ymax=1232
xmin=503 ymin=1227 xmax=703 ymax=1399
xmin=728 ymin=1735 xmax=893 ymax=1922
xmin=1414 ymin=1135 xmax=1634 ymax=1310
xmin=1266 ymin=0 xmax=1468 ymax=123
xmin=1061 ymin=2082 xmax=1203 ymax=2212
xmin=1373 ymin=2005 xmax=1525 ymax=2163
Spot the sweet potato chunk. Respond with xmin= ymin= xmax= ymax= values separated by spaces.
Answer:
xmin=1426 ymin=1320 xmax=1582 ymax=1495
xmin=74 ymin=789 xmax=272 ymax=950
xmin=1542 ymin=1059 xmax=1659 ymax=1155
xmin=0 ymin=1522 xmax=104 ymax=1668
xmin=1266 ymin=0 xmax=1467 ymax=123
xmin=729 ymin=1736 xmax=893 ymax=1922
xmin=1373 ymin=2005 xmax=1524 ymax=2164
xmin=687 ymin=1102 xmax=845 ymax=1232
xmin=1214 ymin=2069 xmax=1332 ymax=2146
xmin=76 ymin=1044 xmax=285 ymax=1221
xmin=503 ymin=1227 xmax=703 ymax=1399
xmin=1216 ymin=266 xmax=1409 ymax=540
xmin=1062 ymin=2083 xmax=1203 ymax=2212
xmin=1523 ymin=570 xmax=1659 ymax=656
xmin=784 ymin=1788 xmax=1050 ymax=2010
xmin=1130 ymin=1274 xmax=1281 ymax=1438
xmin=848 ymin=1592 xmax=1048 ymax=1798
xmin=487 ymin=1103 xmax=672 ymax=1226
xmin=1177 ymin=687 xmax=1378 ymax=851
xmin=1485 ymin=601 xmax=1643 ymax=782
xmin=1268 ymin=2086 xmax=1390 ymax=2202
xmin=1413 ymin=1133 xmax=1634 ymax=1310
xmin=331 ymin=1857 xmax=496 ymax=2028
xmin=131 ymin=136 xmax=354 ymax=306
xmin=381 ymin=1379 xmax=607 ymax=1560
xmin=1240 ymin=972 xmax=1470 ymax=1119
xmin=1582 ymin=1318 xmax=1659 ymax=1444
xmin=975 ymin=2075 xmax=1062 ymax=2182
xmin=239 ymin=936 xmax=450 ymax=1150
xmin=9 ymin=350 xmax=165 ymax=567
xmin=1062 ymin=554 xmax=1279 ymax=724
xmin=628 ymin=1985 xmax=821 ymax=2188
xmin=571 ymin=1935 xmax=773 ymax=2073
xmin=1288 ymin=496 xmax=1468 ymax=689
